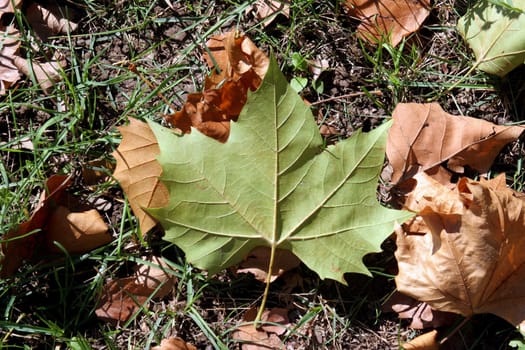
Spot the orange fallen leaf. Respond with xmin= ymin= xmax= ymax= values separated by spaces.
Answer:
xmin=165 ymin=30 xmax=269 ymax=142
xmin=0 ymin=174 xmax=110 ymax=277
xmin=236 ymin=246 xmax=301 ymax=283
xmin=386 ymin=103 xmax=524 ymax=184
xmin=402 ymin=330 xmax=439 ymax=350
xmin=152 ymin=337 xmax=197 ymax=350
xmin=395 ymin=173 xmax=525 ymax=328
xmin=96 ymin=256 xmax=176 ymax=323
xmin=344 ymin=0 xmax=431 ymax=46
xmin=112 ymin=117 xmax=169 ymax=235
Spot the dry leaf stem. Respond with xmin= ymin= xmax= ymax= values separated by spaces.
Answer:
xmin=254 ymin=243 xmax=277 ymax=328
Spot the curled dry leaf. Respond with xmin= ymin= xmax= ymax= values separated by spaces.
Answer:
xmin=13 ymin=56 xmax=66 ymax=94
xmin=0 ymin=175 xmax=110 ymax=277
xmin=152 ymin=337 xmax=197 ymax=350
xmin=165 ymin=30 xmax=269 ymax=142
xmin=112 ymin=117 xmax=169 ymax=235
xmin=96 ymin=256 xmax=176 ymax=323
xmin=236 ymin=246 xmax=301 ymax=283
xmin=395 ymin=173 xmax=525 ymax=328
xmin=0 ymin=24 xmax=21 ymax=94
xmin=386 ymin=103 xmax=524 ymax=184
xmin=344 ymin=0 xmax=431 ymax=46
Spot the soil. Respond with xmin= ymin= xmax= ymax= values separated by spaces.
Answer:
xmin=2 ymin=0 xmax=525 ymax=349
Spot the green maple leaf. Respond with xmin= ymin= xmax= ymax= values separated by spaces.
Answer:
xmin=457 ymin=0 xmax=525 ymax=77
xmin=148 ymin=57 xmax=412 ymax=284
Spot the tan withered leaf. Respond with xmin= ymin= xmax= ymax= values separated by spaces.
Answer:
xmin=386 ymin=103 xmax=524 ymax=184
xmin=344 ymin=0 xmax=431 ymax=46
xmin=112 ymin=117 xmax=169 ymax=235
xmin=236 ymin=246 xmax=301 ymax=283
xmin=395 ymin=173 xmax=525 ymax=329
xmin=0 ymin=175 xmax=110 ymax=277
xmin=165 ymin=30 xmax=269 ymax=142
xmin=0 ymin=0 xmax=22 ymax=13
xmin=96 ymin=256 xmax=176 ymax=323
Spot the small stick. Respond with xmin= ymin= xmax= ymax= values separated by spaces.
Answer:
xmin=310 ymin=90 xmax=382 ymax=106
xmin=128 ymin=63 xmax=178 ymax=113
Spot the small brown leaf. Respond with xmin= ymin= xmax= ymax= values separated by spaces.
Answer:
xmin=386 ymin=103 xmax=524 ymax=183
xmin=344 ymin=0 xmax=431 ymax=46
xmin=152 ymin=337 xmax=197 ymax=350
xmin=96 ymin=256 xmax=176 ymax=323
xmin=112 ymin=117 xmax=169 ymax=235
xmin=236 ymin=247 xmax=301 ymax=283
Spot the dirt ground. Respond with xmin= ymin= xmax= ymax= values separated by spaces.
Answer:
xmin=2 ymin=0 xmax=525 ymax=348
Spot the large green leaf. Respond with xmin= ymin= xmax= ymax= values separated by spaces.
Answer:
xmin=457 ymin=0 xmax=525 ymax=77
xmin=149 ymin=57 xmax=413 ymax=283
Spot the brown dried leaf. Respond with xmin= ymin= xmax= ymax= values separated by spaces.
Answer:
xmin=344 ymin=0 xmax=431 ymax=46
xmin=96 ymin=256 xmax=176 ymax=323
xmin=395 ymin=173 xmax=525 ymax=328
xmin=386 ymin=103 xmax=524 ymax=183
xmin=236 ymin=247 xmax=301 ymax=283
xmin=165 ymin=31 xmax=269 ymax=142
xmin=112 ymin=117 xmax=169 ymax=235
xmin=402 ymin=330 xmax=439 ymax=350
xmin=0 ymin=24 xmax=21 ymax=94
xmin=13 ymin=55 xmax=66 ymax=94
xmin=152 ymin=337 xmax=197 ymax=350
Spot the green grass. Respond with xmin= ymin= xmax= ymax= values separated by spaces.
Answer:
xmin=1 ymin=0 xmax=524 ymax=348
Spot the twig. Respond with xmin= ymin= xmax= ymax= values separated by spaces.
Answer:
xmin=310 ymin=90 xmax=383 ymax=106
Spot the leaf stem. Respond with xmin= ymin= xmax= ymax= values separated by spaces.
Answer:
xmin=254 ymin=244 xmax=277 ymax=328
